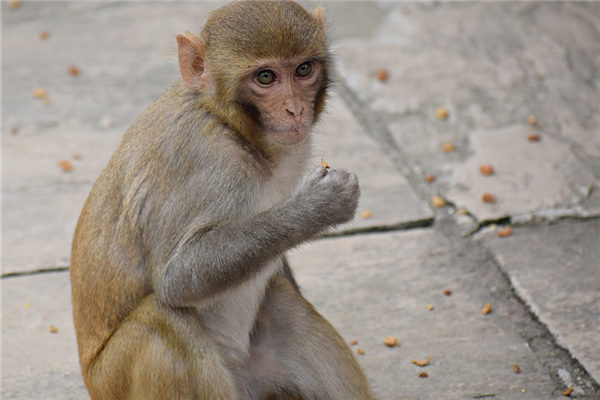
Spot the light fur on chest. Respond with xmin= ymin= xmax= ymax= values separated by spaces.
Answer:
xmin=197 ymin=144 xmax=309 ymax=362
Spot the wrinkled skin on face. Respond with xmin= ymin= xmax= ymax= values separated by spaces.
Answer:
xmin=238 ymin=57 xmax=324 ymax=147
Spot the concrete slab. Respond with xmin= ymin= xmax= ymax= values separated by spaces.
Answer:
xmin=446 ymin=125 xmax=596 ymax=221
xmin=313 ymin=94 xmax=433 ymax=234
xmin=2 ymin=2 xmax=431 ymax=274
xmin=3 ymin=229 xmax=582 ymax=400
xmin=1 ymin=272 xmax=88 ymax=399
xmin=289 ymin=230 xmax=568 ymax=399
xmin=336 ymin=2 xmax=600 ymax=221
xmin=478 ymin=219 xmax=600 ymax=385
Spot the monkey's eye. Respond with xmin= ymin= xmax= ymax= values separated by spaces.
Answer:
xmin=256 ymin=70 xmax=276 ymax=85
xmin=296 ymin=62 xmax=313 ymax=77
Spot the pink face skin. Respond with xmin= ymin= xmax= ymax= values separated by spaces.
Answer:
xmin=244 ymin=57 xmax=323 ymax=147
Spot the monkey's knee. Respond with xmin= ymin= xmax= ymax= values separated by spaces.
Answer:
xmin=86 ymin=295 xmax=236 ymax=400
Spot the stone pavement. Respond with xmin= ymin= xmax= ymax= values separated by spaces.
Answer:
xmin=2 ymin=1 xmax=599 ymax=399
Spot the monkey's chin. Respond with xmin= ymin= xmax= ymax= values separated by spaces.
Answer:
xmin=270 ymin=126 xmax=310 ymax=146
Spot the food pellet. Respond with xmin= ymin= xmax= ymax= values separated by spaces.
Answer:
xmin=383 ymin=336 xmax=399 ymax=347
xmin=436 ymin=107 xmax=449 ymax=120
xmin=49 ymin=325 xmax=59 ymax=334
xmin=443 ymin=289 xmax=452 ymax=296
xmin=350 ymin=340 xmax=358 ymax=346
xmin=68 ymin=65 xmax=80 ymax=76
xmin=418 ymin=372 xmax=429 ymax=378
xmin=482 ymin=302 xmax=492 ymax=315
xmin=497 ymin=226 xmax=513 ymax=238
xmin=431 ymin=195 xmax=446 ymax=208
xmin=361 ymin=210 xmax=373 ymax=219
xmin=562 ymin=386 xmax=573 ymax=396
xmin=513 ymin=364 xmax=521 ymax=373
xmin=357 ymin=348 xmax=365 ymax=355
xmin=479 ymin=164 xmax=494 ymax=176
xmin=442 ymin=141 xmax=455 ymax=153
xmin=33 ymin=88 xmax=48 ymax=100
xmin=424 ymin=174 xmax=436 ymax=183
xmin=39 ymin=31 xmax=50 ymax=40
xmin=375 ymin=69 xmax=389 ymax=82
xmin=411 ymin=356 xmax=433 ymax=367
xmin=482 ymin=193 xmax=496 ymax=204
xmin=58 ymin=159 xmax=74 ymax=172
xmin=427 ymin=304 xmax=434 ymax=311
xmin=527 ymin=133 xmax=541 ymax=142
xmin=8 ymin=0 xmax=22 ymax=10
xmin=528 ymin=115 xmax=537 ymax=126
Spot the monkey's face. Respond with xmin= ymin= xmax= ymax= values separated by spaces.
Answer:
xmin=239 ymin=57 xmax=325 ymax=147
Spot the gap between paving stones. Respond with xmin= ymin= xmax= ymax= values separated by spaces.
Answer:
xmin=335 ymin=77 xmax=600 ymax=236
xmin=335 ymin=79 xmax=600 ymax=395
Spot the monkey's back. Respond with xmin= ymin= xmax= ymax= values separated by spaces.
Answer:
xmin=70 ymin=82 xmax=261 ymax=371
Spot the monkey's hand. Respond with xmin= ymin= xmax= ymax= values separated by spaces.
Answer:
xmin=292 ymin=166 xmax=360 ymax=229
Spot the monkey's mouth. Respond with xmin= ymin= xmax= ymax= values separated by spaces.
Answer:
xmin=271 ymin=124 xmax=310 ymax=145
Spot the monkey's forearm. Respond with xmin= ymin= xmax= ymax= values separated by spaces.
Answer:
xmin=155 ymin=199 xmax=326 ymax=307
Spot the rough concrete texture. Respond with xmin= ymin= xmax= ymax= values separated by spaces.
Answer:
xmin=2 ymin=273 xmax=87 ymax=399
xmin=1 ymin=2 xmax=428 ymax=274
xmin=479 ymin=220 xmax=600 ymax=385
xmin=2 ymin=1 xmax=600 ymax=399
xmin=337 ymin=2 xmax=600 ymax=224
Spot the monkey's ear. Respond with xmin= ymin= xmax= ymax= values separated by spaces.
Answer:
xmin=313 ymin=5 xmax=326 ymax=27
xmin=177 ymin=33 xmax=206 ymax=91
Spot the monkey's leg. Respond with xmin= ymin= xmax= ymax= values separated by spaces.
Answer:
xmin=85 ymin=295 xmax=237 ymax=400
xmin=246 ymin=276 xmax=374 ymax=400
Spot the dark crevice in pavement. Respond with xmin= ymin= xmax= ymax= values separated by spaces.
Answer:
xmin=336 ymin=76 xmax=600 ymax=397
xmin=334 ymin=78 xmax=434 ymax=202
xmin=321 ymin=217 xmax=434 ymax=239
xmin=1 ymin=266 xmax=69 ymax=280
xmin=483 ymin=244 xmax=600 ymax=398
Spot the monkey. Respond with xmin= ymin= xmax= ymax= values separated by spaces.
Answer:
xmin=70 ymin=1 xmax=374 ymax=399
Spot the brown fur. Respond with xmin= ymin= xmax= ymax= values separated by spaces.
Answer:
xmin=71 ymin=1 xmax=373 ymax=399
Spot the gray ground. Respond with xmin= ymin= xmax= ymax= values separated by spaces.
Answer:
xmin=2 ymin=1 xmax=599 ymax=399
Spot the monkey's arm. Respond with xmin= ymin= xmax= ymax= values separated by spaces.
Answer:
xmin=155 ymin=166 xmax=358 ymax=307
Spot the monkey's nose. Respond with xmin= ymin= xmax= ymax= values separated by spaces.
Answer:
xmin=285 ymin=101 xmax=304 ymax=119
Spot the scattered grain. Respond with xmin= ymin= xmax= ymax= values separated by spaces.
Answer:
xmin=442 ymin=141 xmax=455 ymax=153
xmin=411 ymin=356 xmax=433 ymax=367
xmin=482 ymin=193 xmax=496 ymax=204
xmin=68 ymin=65 xmax=80 ymax=76
xmin=431 ymin=195 xmax=446 ymax=208
xmin=513 ymin=364 xmax=521 ymax=374
xmin=562 ymin=386 xmax=573 ymax=397
xmin=375 ymin=69 xmax=389 ymax=82
xmin=436 ymin=107 xmax=449 ymax=120
xmin=479 ymin=164 xmax=494 ymax=176
xmin=497 ymin=226 xmax=513 ymax=238
xmin=58 ymin=159 xmax=74 ymax=172
xmin=482 ymin=302 xmax=492 ymax=315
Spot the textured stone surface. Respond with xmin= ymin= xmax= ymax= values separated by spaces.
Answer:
xmin=2 ymin=1 xmax=600 ymax=399
xmin=289 ymin=230 xmax=561 ymax=400
xmin=479 ymin=220 xmax=600 ymax=384
xmin=1 ymin=272 xmax=87 ymax=399
xmin=447 ymin=125 xmax=596 ymax=221
xmin=337 ymin=2 xmax=600 ymax=222
xmin=2 ymin=2 xmax=429 ymax=274
xmin=313 ymin=94 xmax=433 ymax=234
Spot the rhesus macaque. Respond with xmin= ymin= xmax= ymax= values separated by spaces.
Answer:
xmin=70 ymin=1 xmax=373 ymax=399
